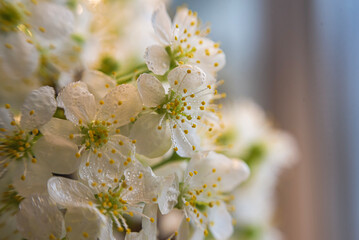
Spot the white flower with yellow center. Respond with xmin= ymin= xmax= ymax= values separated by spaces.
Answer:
xmin=0 ymin=169 xmax=61 ymax=240
xmin=0 ymin=86 xmax=60 ymax=185
xmin=41 ymin=81 xmax=142 ymax=189
xmin=156 ymin=151 xmax=250 ymax=240
xmin=130 ymin=65 xmax=221 ymax=158
xmin=0 ymin=0 xmax=75 ymax=81
xmin=145 ymin=4 xmax=225 ymax=77
xmin=48 ymin=161 xmax=160 ymax=240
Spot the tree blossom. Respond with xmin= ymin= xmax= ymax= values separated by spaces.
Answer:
xmin=131 ymin=65 xmax=221 ymax=158
xmin=41 ymin=81 xmax=142 ymax=188
xmin=0 ymin=168 xmax=56 ymax=240
xmin=209 ymin=101 xmax=297 ymax=240
xmin=145 ymin=4 xmax=225 ymax=77
xmin=0 ymin=86 xmax=59 ymax=184
xmin=48 ymin=161 xmax=161 ymax=239
xmin=0 ymin=0 xmax=75 ymax=81
xmin=157 ymin=151 xmax=250 ymax=239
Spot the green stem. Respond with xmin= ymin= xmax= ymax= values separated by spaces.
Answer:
xmin=116 ymin=64 xmax=149 ymax=84
xmin=151 ymin=152 xmax=189 ymax=170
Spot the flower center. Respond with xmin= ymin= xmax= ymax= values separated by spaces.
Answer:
xmin=90 ymin=181 xmax=152 ymax=233
xmin=94 ymin=187 xmax=127 ymax=217
xmin=166 ymin=45 xmax=197 ymax=68
xmin=0 ymin=184 xmax=23 ymax=215
xmin=0 ymin=128 xmax=38 ymax=162
xmin=80 ymin=121 xmax=109 ymax=149
xmin=0 ymin=1 xmax=23 ymax=32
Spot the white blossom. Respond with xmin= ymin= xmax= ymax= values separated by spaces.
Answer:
xmin=145 ymin=4 xmax=225 ymax=77
xmin=157 ymin=151 xmax=250 ymax=239
xmin=0 ymin=86 xmax=57 ymax=185
xmin=48 ymin=161 xmax=161 ymax=239
xmin=42 ymin=81 xmax=142 ymax=189
xmin=131 ymin=65 xmax=221 ymax=158
xmin=210 ymin=101 xmax=297 ymax=239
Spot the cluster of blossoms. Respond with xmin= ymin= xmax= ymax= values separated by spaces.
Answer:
xmin=0 ymin=1 xmax=296 ymax=240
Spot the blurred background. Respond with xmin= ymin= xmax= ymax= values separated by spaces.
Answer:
xmin=172 ymin=0 xmax=359 ymax=240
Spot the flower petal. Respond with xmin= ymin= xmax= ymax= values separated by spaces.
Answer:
xmin=152 ymin=4 xmax=172 ymax=45
xmin=157 ymin=174 xmax=179 ymax=215
xmin=137 ymin=73 xmax=166 ymax=107
xmin=208 ymin=201 xmax=233 ymax=239
xmin=81 ymin=70 xmax=116 ymax=100
xmin=48 ymin=177 xmax=95 ymax=208
xmin=65 ymin=207 xmax=113 ymax=240
xmin=0 ymin=107 xmax=15 ymax=131
xmin=129 ymin=113 xmax=171 ymax=158
xmin=78 ymin=150 xmax=122 ymax=193
xmin=20 ymin=86 xmax=57 ymax=131
xmin=13 ymin=161 xmax=52 ymax=198
xmin=57 ymin=82 xmax=96 ymax=124
xmin=171 ymin=120 xmax=201 ymax=157
xmin=168 ymin=65 xmax=206 ymax=94
xmin=145 ymin=204 xmax=158 ymax=239
xmin=173 ymin=7 xmax=198 ymax=36
xmin=40 ymin=117 xmax=80 ymax=142
xmin=0 ymin=32 xmax=39 ymax=80
xmin=97 ymin=84 xmax=142 ymax=127
xmin=190 ymin=37 xmax=226 ymax=75
xmin=176 ymin=218 xmax=190 ymax=240
xmin=187 ymin=152 xmax=250 ymax=192
xmin=33 ymin=135 xmax=80 ymax=174
xmin=16 ymin=194 xmax=65 ymax=240
xmin=144 ymin=45 xmax=170 ymax=75
xmin=123 ymin=162 xmax=161 ymax=203
xmin=27 ymin=1 xmax=75 ymax=47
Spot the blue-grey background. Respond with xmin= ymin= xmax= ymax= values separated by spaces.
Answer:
xmin=171 ymin=0 xmax=359 ymax=240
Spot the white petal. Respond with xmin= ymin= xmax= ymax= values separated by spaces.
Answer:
xmin=13 ymin=161 xmax=52 ymax=198
xmin=176 ymin=218 xmax=190 ymax=240
xmin=173 ymin=7 xmax=199 ymax=36
xmin=20 ymin=86 xmax=57 ymax=131
xmin=187 ymin=152 xmax=250 ymax=192
xmin=129 ymin=113 xmax=171 ymax=158
xmin=190 ymin=37 xmax=226 ymax=75
xmin=97 ymin=84 xmax=142 ymax=127
xmin=190 ymin=227 xmax=205 ymax=240
xmin=208 ymin=201 xmax=233 ymax=239
xmin=40 ymin=117 xmax=80 ymax=141
xmin=168 ymin=65 xmax=206 ymax=94
xmin=33 ymin=135 xmax=80 ymax=174
xmin=152 ymin=4 xmax=172 ymax=45
xmin=16 ymin=194 xmax=65 ymax=240
xmin=28 ymin=1 xmax=75 ymax=47
xmin=144 ymin=45 xmax=170 ymax=75
xmin=0 ymin=205 xmax=22 ymax=239
xmin=123 ymin=162 xmax=161 ymax=203
xmin=65 ymin=207 xmax=113 ymax=240
xmin=154 ymin=161 xmax=188 ymax=181
xmin=48 ymin=177 xmax=95 ymax=208
xmin=82 ymin=70 xmax=116 ymax=100
xmin=57 ymin=82 xmax=96 ymax=124
xmin=157 ymin=174 xmax=179 ymax=215
xmin=78 ymin=150 xmax=122 ymax=193
xmin=141 ymin=203 xmax=158 ymax=240
xmin=0 ymin=107 xmax=15 ymax=131
xmin=0 ymin=32 xmax=39 ymax=80
xmin=137 ymin=73 xmax=166 ymax=107
xmin=171 ymin=120 xmax=201 ymax=157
